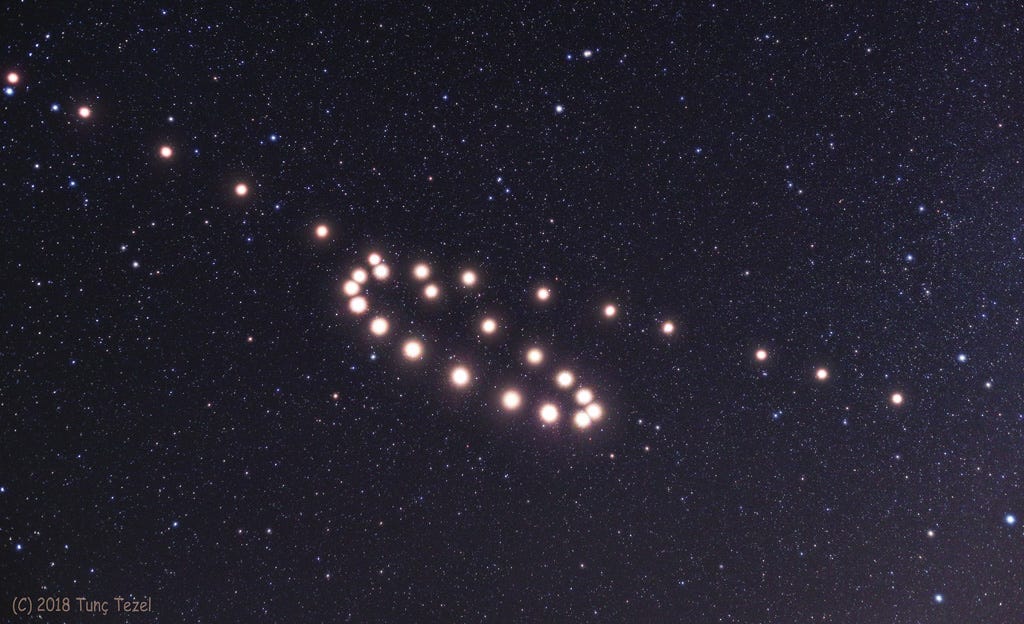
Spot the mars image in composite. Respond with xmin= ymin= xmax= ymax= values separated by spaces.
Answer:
xmin=3 ymin=3 xmax=1024 ymax=622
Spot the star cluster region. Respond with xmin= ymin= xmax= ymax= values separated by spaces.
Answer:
xmin=3 ymin=3 xmax=1024 ymax=622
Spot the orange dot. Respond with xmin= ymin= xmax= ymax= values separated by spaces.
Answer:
xmin=890 ymin=392 xmax=904 ymax=406
xmin=755 ymin=349 xmax=768 ymax=362
xmin=348 ymin=296 xmax=368 ymax=315
xmin=815 ymin=367 xmax=829 ymax=381
xmin=461 ymin=270 xmax=478 ymax=287
xmin=342 ymin=280 xmax=360 ymax=297
xmin=603 ymin=304 xmax=617 ymax=318
xmin=450 ymin=366 xmax=471 ymax=388
xmin=575 ymin=388 xmax=594 ymax=405
xmin=234 ymin=183 xmax=249 ymax=197
xmin=525 ymin=347 xmax=544 ymax=366
xmin=159 ymin=145 xmax=173 ymax=159
xmin=539 ymin=403 xmax=559 ymax=424
xmin=555 ymin=370 xmax=575 ymax=388
xmin=423 ymin=283 xmax=440 ymax=300
xmin=77 ymin=106 xmax=92 ymax=119
xmin=536 ymin=287 xmax=551 ymax=302
xmin=6 ymin=72 xmax=19 ymax=85
xmin=501 ymin=389 xmax=523 ymax=411
xmin=480 ymin=317 xmax=498 ymax=335
xmin=402 ymin=339 xmax=424 ymax=360
xmin=412 ymin=263 xmax=430 ymax=281
xmin=662 ymin=321 xmax=675 ymax=335
xmin=315 ymin=224 xmax=329 ymax=239
xmin=369 ymin=317 xmax=389 ymax=336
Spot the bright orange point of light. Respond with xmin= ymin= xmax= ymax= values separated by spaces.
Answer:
xmin=342 ymin=280 xmax=360 ymax=297
xmin=450 ymin=366 xmax=471 ymax=388
xmin=348 ymin=296 xmax=368 ymax=315
xmin=575 ymin=388 xmax=594 ymax=405
xmin=662 ymin=321 xmax=675 ymax=334
xmin=755 ymin=349 xmax=768 ymax=361
xmin=536 ymin=287 xmax=551 ymax=301
xmin=351 ymin=268 xmax=368 ymax=284
xmin=815 ymin=367 xmax=829 ymax=381
xmin=539 ymin=403 xmax=559 ymax=424
xmin=369 ymin=317 xmax=389 ymax=336
xmin=480 ymin=318 xmax=498 ymax=335
xmin=402 ymin=339 xmax=423 ymax=360
xmin=890 ymin=392 xmax=904 ymax=405
xmin=234 ymin=183 xmax=248 ymax=197
xmin=372 ymin=264 xmax=390 ymax=280
xmin=6 ymin=72 xmax=19 ymax=85
xmin=413 ymin=263 xmax=430 ymax=281
xmin=461 ymin=270 xmax=478 ymax=287
xmin=526 ymin=348 xmax=544 ymax=366
xmin=501 ymin=389 xmax=523 ymax=411
xmin=367 ymin=252 xmax=382 ymax=266
xmin=159 ymin=145 xmax=173 ymax=159
xmin=585 ymin=402 xmax=603 ymax=420
xmin=573 ymin=410 xmax=592 ymax=429
xmin=555 ymin=370 xmax=575 ymax=388
xmin=423 ymin=283 xmax=440 ymax=299
xmin=315 ymin=224 xmax=329 ymax=239
xmin=78 ymin=106 xmax=92 ymax=119
xmin=603 ymin=304 xmax=617 ymax=318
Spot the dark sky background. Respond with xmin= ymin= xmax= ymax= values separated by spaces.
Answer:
xmin=3 ymin=2 xmax=1024 ymax=622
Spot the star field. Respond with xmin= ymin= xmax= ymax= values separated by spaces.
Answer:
xmin=3 ymin=2 xmax=1024 ymax=622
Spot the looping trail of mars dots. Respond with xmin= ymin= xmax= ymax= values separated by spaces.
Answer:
xmin=3 ymin=67 xmax=908 ymax=435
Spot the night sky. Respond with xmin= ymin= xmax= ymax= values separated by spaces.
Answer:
xmin=3 ymin=2 xmax=1024 ymax=622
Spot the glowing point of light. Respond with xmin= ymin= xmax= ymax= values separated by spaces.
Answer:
xmin=351 ymin=268 xmax=369 ymax=284
xmin=78 ymin=106 xmax=92 ymax=119
xmin=526 ymin=347 xmax=544 ymax=366
xmin=573 ymin=410 xmax=592 ymax=429
xmin=423 ymin=283 xmax=440 ymax=299
xmin=369 ymin=317 xmax=389 ymax=336
xmin=890 ymin=392 xmax=904 ymax=406
xmin=555 ymin=370 xmax=575 ymax=388
xmin=342 ymin=280 xmax=360 ymax=297
xmin=575 ymin=388 xmax=594 ymax=405
xmin=585 ymin=402 xmax=603 ymax=420
xmin=315 ymin=224 xmax=329 ymax=239
xmin=662 ymin=321 xmax=675 ymax=334
xmin=372 ymin=264 xmax=390 ymax=280
xmin=367 ymin=252 xmax=382 ymax=266
xmin=234 ymin=182 xmax=249 ymax=197
xmin=348 ymin=296 xmax=368 ymax=315
xmin=603 ymin=304 xmax=617 ymax=318
xmin=755 ymin=349 xmax=768 ymax=361
xmin=159 ymin=145 xmax=173 ymax=159
xmin=347 ymin=297 xmax=368 ymax=316
xmin=1007 ymin=514 xmax=1017 ymax=526
xmin=402 ymin=339 xmax=424 ymax=360
xmin=539 ymin=403 xmax=559 ymax=424
xmin=412 ymin=263 xmax=430 ymax=281
xmin=6 ymin=72 xmax=19 ymax=85
xmin=480 ymin=317 xmax=498 ymax=335
xmin=934 ymin=594 xmax=943 ymax=604
xmin=461 ymin=270 xmax=478 ymax=287
xmin=815 ymin=367 xmax=829 ymax=381
xmin=501 ymin=389 xmax=523 ymax=411
xmin=450 ymin=365 xmax=471 ymax=388
xmin=536 ymin=287 xmax=551 ymax=301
